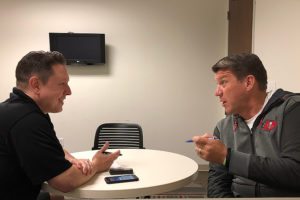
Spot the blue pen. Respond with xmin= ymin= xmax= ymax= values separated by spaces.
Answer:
xmin=186 ymin=136 xmax=219 ymax=143
xmin=103 ymin=151 xmax=122 ymax=156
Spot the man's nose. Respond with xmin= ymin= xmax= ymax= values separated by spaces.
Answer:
xmin=215 ymin=86 xmax=221 ymax=96
xmin=66 ymin=84 xmax=72 ymax=95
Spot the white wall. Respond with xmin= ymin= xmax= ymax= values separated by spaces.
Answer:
xmin=0 ymin=0 xmax=228 ymax=163
xmin=253 ymin=0 xmax=300 ymax=91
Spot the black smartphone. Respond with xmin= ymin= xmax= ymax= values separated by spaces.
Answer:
xmin=109 ymin=167 xmax=133 ymax=175
xmin=104 ymin=174 xmax=139 ymax=184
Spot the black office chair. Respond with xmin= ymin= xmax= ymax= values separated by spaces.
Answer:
xmin=92 ymin=123 xmax=145 ymax=150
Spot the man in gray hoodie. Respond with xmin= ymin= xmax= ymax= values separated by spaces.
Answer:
xmin=193 ymin=53 xmax=300 ymax=197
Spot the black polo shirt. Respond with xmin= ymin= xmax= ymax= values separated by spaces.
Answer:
xmin=0 ymin=88 xmax=72 ymax=200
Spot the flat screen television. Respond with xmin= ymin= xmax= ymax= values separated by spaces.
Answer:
xmin=49 ymin=33 xmax=105 ymax=65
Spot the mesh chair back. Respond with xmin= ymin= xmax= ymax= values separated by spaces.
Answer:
xmin=92 ymin=123 xmax=144 ymax=150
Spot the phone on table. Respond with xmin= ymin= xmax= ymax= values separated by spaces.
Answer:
xmin=109 ymin=167 xmax=133 ymax=175
xmin=104 ymin=174 xmax=139 ymax=184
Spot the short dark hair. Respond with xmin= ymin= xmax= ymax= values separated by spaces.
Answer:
xmin=16 ymin=51 xmax=66 ymax=86
xmin=212 ymin=53 xmax=268 ymax=91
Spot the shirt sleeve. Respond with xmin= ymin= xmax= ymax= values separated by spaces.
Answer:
xmin=207 ymin=127 xmax=234 ymax=197
xmin=10 ymin=112 xmax=72 ymax=185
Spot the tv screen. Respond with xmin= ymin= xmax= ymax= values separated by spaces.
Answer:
xmin=49 ymin=33 xmax=105 ymax=65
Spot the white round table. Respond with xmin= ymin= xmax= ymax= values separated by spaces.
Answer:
xmin=43 ymin=149 xmax=198 ymax=198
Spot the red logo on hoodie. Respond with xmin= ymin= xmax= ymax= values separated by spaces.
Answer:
xmin=261 ymin=120 xmax=277 ymax=131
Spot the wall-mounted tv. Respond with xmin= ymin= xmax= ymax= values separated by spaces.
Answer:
xmin=49 ymin=33 xmax=105 ymax=65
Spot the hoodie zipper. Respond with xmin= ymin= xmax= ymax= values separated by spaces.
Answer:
xmin=250 ymin=126 xmax=258 ymax=196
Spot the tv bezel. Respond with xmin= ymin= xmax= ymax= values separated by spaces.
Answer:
xmin=49 ymin=33 xmax=105 ymax=65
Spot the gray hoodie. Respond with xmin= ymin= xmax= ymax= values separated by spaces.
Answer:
xmin=208 ymin=89 xmax=300 ymax=197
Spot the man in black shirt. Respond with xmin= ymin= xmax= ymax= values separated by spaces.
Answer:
xmin=0 ymin=51 xmax=120 ymax=200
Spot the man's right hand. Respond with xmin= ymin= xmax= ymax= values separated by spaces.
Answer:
xmin=92 ymin=142 xmax=120 ymax=173
xmin=193 ymin=133 xmax=227 ymax=165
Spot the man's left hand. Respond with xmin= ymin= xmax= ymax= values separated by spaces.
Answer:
xmin=70 ymin=158 xmax=93 ymax=175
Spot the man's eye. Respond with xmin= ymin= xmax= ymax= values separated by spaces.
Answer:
xmin=220 ymin=80 xmax=226 ymax=85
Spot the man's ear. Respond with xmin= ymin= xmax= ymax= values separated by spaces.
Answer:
xmin=244 ymin=75 xmax=255 ymax=91
xmin=28 ymin=76 xmax=41 ymax=94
